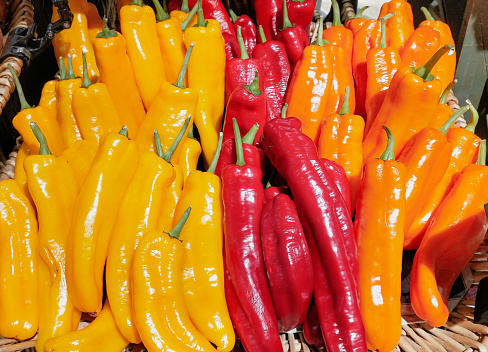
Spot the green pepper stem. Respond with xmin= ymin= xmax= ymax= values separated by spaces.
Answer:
xmin=413 ymin=44 xmax=454 ymax=81
xmin=237 ymin=26 xmax=249 ymax=60
xmin=439 ymin=80 xmax=456 ymax=104
xmin=130 ymin=0 xmax=143 ymax=6
xmin=259 ymin=25 xmax=267 ymax=43
xmin=181 ymin=0 xmax=189 ymax=13
xmin=119 ymin=125 xmax=129 ymax=137
xmin=243 ymin=70 xmax=262 ymax=96
xmin=59 ymin=57 xmax=66 ymax=80
xmin=187 ymin=124 xmax=195 ymax=139
xmin=281 ymin=103 xmax=288 ymax=118
xmin=196 ymin=7 xmax=207 ymax=27
xmin=229 ymin=8 xmax=238 ymax=23
xmin=207 ymin=132 xmax=223 ymax=173
xmin=265 ymin=169 xmax=276 ymax=188
xmin=96 ymin=18 xmax=118 ymax=38
xmin=233 ymin=118 xmax=245 ymax=166
xmin=331 ymin=0 xmax=342 ymax=27
xmin=163 ymin=115 xmax=191 ymax=162
xmin=174 ymin=42 xmax=194 ymax=89
xmin=163 ymin=0 xmax=169 ymax=12
xmin=380 ymin=126 xmax=395 ymax=161
xmin=30 ymin=121 xmax=51 ymax=155
xmin=181 ymin=0 xmax=201 ymax=30
xmin=81 ymin=51 xmax=92 ymax=88
xmin=421 ymin=6 xmax=435 ymax=21
xmin=154 ymin=130 xmax=164 ymax=158
xmin=438 ymin=104 xmax=469 ymax=135
xmin=315 ymin=16 xmax=324 ymax=46
xmin=355 ymin=6 xmax=369 ymax=18
xmin=466 ymin=100 xmax=480 ymax=133
xmin=153 ymin=0 xmax=170 ymax=21
xmin=7 ymin=64 xmax=30 ymax=110
xmin=167 ymin=205 xmax=191 ymax=239
xmin=282 ymin=0 xmax=294 ymax=30
xmin=478 ymin=139 xmax=486 ymax=165
xmin=338 ymin=87 xmax=351 ymax=115
xmin=67 ymin=54 xmax=76 ymax=79
xmin=379 ymin=14 xmax=395 ymax=49
xmin=242 ymin=123 xmax=259 ymax=144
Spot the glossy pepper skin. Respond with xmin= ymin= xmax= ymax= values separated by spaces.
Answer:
xmin=174 ymin=151 xmax=235 ymax=351
xmin=184 ymin=12 xmax=226 ymax=166
xmin=225 ymin=26 xmax=264 ymax=105
xmin=106 ymin=148 xmax=176 ymax=343
xmin=51 ymin=0 xmax=99 ymax=81
xmin=44 ymin=301 xmax=129 ymax=352
xmin=253 ymin=27 xmax=290 ymax=121
xmin=93 ymin=22 xmax=145 ymax=133
xmin=187 ymin=0 xmax=235 ymax=36
xmin=378 ymin=0 xmax=414 ymax=52
xmin=0 ymin=179 xmax=38 ymax=340
xmin=253 ymin=0 xmax=281 ymax=40
xmin=39 ymin=80 xmax=57 ymax=118
xmin=66 ymin=130 xmax=139 ymax=313
xmin=406 ymin=104 xmax=481 ymax=249
xmin=323 ymin=0 xmax=354 ymax=63
xmin=230 ymin=9 xmax=256 ymax=57
xmin=72 ymin=53 xmax=123 ymax=142
xmin=132 ymin=212 xmax=218 ymax=352
xmin=158 ymin=164 xmax=184 ymax=232
xmin=355 ymin=127 xmax=406 ymax=352
xmin=60 ymin=139 xmax=98 ymax=189
xmin=345 ymin=6 xmax=370 ymax=36
xmin=321 ymin=158 xmax=352 ymax=216
xmin=286 ymin=0 xmax=315 ymax=31
xmin=120 ymin=0 xmax=166 ymax=109
xmin=223 ymin=32 xmax=241 ymax=60
xmin=364 ymin=16 xmax=402 ymax=136
xmin=179 ymin=126 xmax=202 ymax=182
xmin=13 ymin=143 xmax=33 ymax=205
xmin=317 ymin=87 xmax=364 ymax=212
xmin=410 ymin=160 xmax=488 ymax=327
xmin=23 ymin=124 xmax=81 ymax=352
xmin=261 ymin=117 xmax=366 ymax=352
xmin=400 ymin=26 xmax=440 ymax=71
xmin=9 ymin=65 xmax=66 ymax=156
xmin=362 ymin=45 xmax=451 ymax=163
xmin=303 ymin=300 xmax=325 ymax=348
xmin=285 ymin=20 xmax=334 ymax=144
xmin=261 ymin=186 xmax=314 ymax=332
xmin=427 ymin=81 xmax=457 ymax=129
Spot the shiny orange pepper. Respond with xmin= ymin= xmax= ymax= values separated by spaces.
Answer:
xmin=400 ymin=26 xmax=440 ymax=70
xmin=406 ymin=103 xmax=481 ymax=249
xmin=317 ymin=87 xmax=364 ymax=211
xmin=362 ymin=45 xmax=451 ymax=163
xmin=355 ymin=127 xmax=405 ymax=352
xmin=72 ymin=53 xmax=123 ymax=142
xmin=378 ymin=0 xmax=414 ymax=52
xmin=120 ymin=0 xmax=166 ymax=109
xmin=323 ymin=0 xmax=354 ymax=64
xmin=9 ymin=65 xmax=66 ymax=156
xmin=93 ymin=21 xmax=145 ymax=134
xmin=0 ymin=179 xmax=38 ymax=340
xmin=427 ymin=80 xmax=457 ymax=130
xmin=84 ymin=0 xmax=103 ymax=40
xmin=345 ymin=6 xmax=369 ymax=37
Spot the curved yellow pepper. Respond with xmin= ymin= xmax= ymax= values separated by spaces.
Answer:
xmin=178 ymin=125 xmax=201 ymax=183
xmin=158 ymin=164 xmax=184 ymax=232
xmin=132 ymin=209 xmax=218 ymax=352
xmin=61 ymin=139 xmax=99 ymax=189
xmin=66 ymin=128 xmax=139 ymax=313
xmin=13 ymin=142 xmax=33 ymax=206
xmin=0 ymin=179 xmax=38 ymax=340
xmin=38 ymin=80 xmax=57 ymax=118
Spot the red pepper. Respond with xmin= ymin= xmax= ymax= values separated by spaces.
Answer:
xmin=303 ymin=300 xmax=325 ymax=348
xmin=223 ymin=32 xmax=241 ymax=60
xmin=225 ymin=27 xmax=264 ymax=104
xmin=321 ymin=158 xmax=352 ymax=216
xmin=229 ymin=9 xmax=257 ymax=57
xmin=286 ymin=0 xmax=315 ymax=31
xmin=253 ymin=26 xmax=290 ymax=121
xmin=261 ymin=117 xmax=366 ymax=352
xmin=223 ymin=119 xmax=282 ymax=351
xmin=185 ymin=0 xmax=235 ymax=36
xmin=223 ymin=71 xmax=267 ymax=145
xmin=276 ymin=0 xmax=309 ymax=71
xmin=254 ymin=0 xmax=281 ymax=41
xmin=261 ymin=186 xmax=314 ymax=332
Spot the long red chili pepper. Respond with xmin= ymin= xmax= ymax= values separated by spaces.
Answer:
xmin=253 ymin=26 xmax=290 ymax=121
xmin=183 ymin=0 xmax=235 ymax=36
xmin=261 ymin=186 xmax=314 ymax=332
xmin=321 ymin=158 xmax=352 ymax=216
xmin=303 ymin=300 xmax=325 ymax=348
xmin=261 ymin=117 xmax=366 ymax=352
xmin=229 ymin=9 xmax=257 ymax=57
xmin=223 ymin=32 xmax=241 ymax=60
xmin=254 ymin=0 xmax=281 ymax=41
xmin=222 ymin=119 xmax=282 ymax=351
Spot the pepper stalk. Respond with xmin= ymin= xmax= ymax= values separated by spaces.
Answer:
xmin=30 ymin=121 xmax=51 ymax=155
xmin=167 ymin=206 xmax=192 ymax=239
xmin=7 ymin=63 xmax=31 ymax=110
xmin=243 ymin=70 xmax=262 ymax=96
xmin=233 ymin=118 xmax=245 ymax=166
xmin=241 ymin=123 xmax=259 ymax=144
xmin=207 ymin=132 xmax=224 ymax=173
xmin=439 ymin=80 xmax=457 ymax=104
xmin=438 ymin=104 xmax=469 ymax=135
xmin=478 ymin=140 xmax=486 ymax=165
xmin=181 ymin=0 xmax=201 ymax=30
xmin=338 ymin=86 xmax=351 ymax=115
xmin=154 ymin=114 xmax=192 ymax=162
xmin=174 ymin=42 xmax=195 ymax=89
xmin=59 ymin=57 xmax=66 ymax=80
xmin=466 ymin=100 xmax=480 ymax=133
xmin=413 ymin=44 xmax=455 ymax=81
xmin=380 ymin=126 xmax=395 ymax=161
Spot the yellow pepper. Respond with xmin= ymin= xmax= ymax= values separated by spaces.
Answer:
xmin=132 ymin=209 xmax=218 ymax=352
xmin=0 ymin=179 xmax=38 ymax=340
xmin=173 ymin=134 xmax=235 ymax=351
xmin=44 ymin=301 xmax=129 ymax=352
xmin=23 ymin=123 xmax=81 ymax=352
xmin=56 ymin=55 xmax=83 ymax=148
xmin=38 ymin=80 xmax=57 ymax=118
xmin=84 ymin=0 xmax=103 ymax=40
xmin=51 ymin=0 xmax=99 ymax=81
xmin=61 ymin=139 xmax=99 ymax=189
xmin=120 ymin=0 xmax=166 ymax=109
xmin=13 ymin=142 xmax=33 ymax=206
xmin=66 ymin=127 xmax=139 ymax=314
xmin=135 ymin=44 xmax=197 ymax=161
xmin=93 ymin=21 xmax=145 ymax=133
xmin=158 ymin=164 xmax=184 ymax=232
xmin=8 ymin=64 xmax=66 ymax=156
xmin=72 ymin=52 xmax=123 ymax=142
xmin=184 ymin=9 xmax=225 ymax=166
xmin=170 ymin=0 xmax=197 ymax=24
xmin=179 ymin=124 xmax=202 ymax=182
xmin=106 ymin=121 xmax=191 ymax=343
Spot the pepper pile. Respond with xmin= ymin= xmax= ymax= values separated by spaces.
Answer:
xmin=1 ymin=0 xmax=487 ymax=351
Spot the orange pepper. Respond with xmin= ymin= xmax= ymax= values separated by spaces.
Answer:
xmin=400 ymin=26 xmax=440 ymax=70
xmin=427 ymin=80 xmax=457 ymax=129
xmin=345 ymin=6 xmax=369 ymax=37
xmin=323 ymin=0 xmax=353 ymax=64
xmin=378 ymin=0 xmax=414 ymax=53
xmin=355 ymin=127 xmax=405 ymax=352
